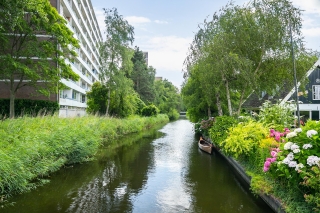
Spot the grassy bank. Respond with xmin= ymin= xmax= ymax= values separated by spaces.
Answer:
xmin=0 ymin=114 xmax=169 ymax=204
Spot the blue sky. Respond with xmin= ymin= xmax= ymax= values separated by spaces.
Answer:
xmin=91 ymin=0 xmax=320 ymax=90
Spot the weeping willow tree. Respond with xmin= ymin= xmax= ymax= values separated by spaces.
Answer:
xmin=182 ymin=0 xmax=318 ymax=119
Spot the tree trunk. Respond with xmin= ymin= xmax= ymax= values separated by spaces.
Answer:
xmin=106 ymin=88 xmax=110 ymax=116
xmin=9 ymin=76 xmax=16 ymax=118
xmin=215 ymin=92 xmax=223 ymax=116
xmin=237 ymin=89 xmax=246 ymax=116
xmin=222 ymin=73 xmax=232 ymax=116
xmin=9 ymin=86 xmax=15 ymax=119
xmin=207 ymin=106 xmax=211 ymax=117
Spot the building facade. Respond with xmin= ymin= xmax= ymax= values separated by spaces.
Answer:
xmin=54 ymin=0 xmax=102 ymax=117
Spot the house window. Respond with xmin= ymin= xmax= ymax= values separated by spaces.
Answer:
xmin=312 ymin=85 xmax=320 ymax=100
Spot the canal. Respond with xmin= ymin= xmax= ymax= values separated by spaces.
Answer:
xmin=5 ymin=118 xmax=274 ymax=213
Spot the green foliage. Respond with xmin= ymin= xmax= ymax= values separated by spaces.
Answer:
xmin=0 ymin=99 xmax=59 ymax=118
xmin=99 ymin=8 xmax=134 ymax=116
xmin=182 ymin=0 xmax=318 ymax=120
xmin=222 ymin=120 xmax=269 ymax=158
xmin=86 ymin=82 xmax=108 ymax=115
xmin=0 ymin=114 xmax=169 ymax=202
xmin=166 ymin=109 xmax=180 ymax=121
xmin=208 ymin=116 xmax=238 ymax=147
xmin=154 ymin=79 xmax=181 ymax=120
xmin=0 ymin=0 xmax=79 ymax=118
xmin=258 ymin=101 xmax=295 ymax=130
xmin=141 ymin=104 xmax=159 ymax=117
xmin=130 ymin=47 xmax=156 ymax=103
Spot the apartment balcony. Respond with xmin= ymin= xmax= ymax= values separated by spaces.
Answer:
xmin=59 ymin=97 xmax=87 ymax=108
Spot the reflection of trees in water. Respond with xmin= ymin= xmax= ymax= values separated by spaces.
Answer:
xmin=66 ymin=131 xmax=159 ymax=213
xmin=185 ymin=148 xmax=273 ymax=213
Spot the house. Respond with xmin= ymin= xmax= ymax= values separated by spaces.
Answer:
xmin=242 ymin=58 xmax=320 ymax=120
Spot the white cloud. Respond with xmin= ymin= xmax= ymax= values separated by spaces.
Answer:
xmin=292 ymin=0 xmax=320 ymax=14
xmin=154 ymin=20 xmax=168 ymax=24
xmin=125 ymin=16 xmax=151 ymax=26
xmin=139 ymin=36 xmax=192 ymax=73
xmin=93 ymin=8 xmax=106 ymax=36
xmin=302 ymin=27 xmax=320 ymax=37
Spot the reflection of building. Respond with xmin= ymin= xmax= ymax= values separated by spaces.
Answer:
xmin=57 ymin=0 xmax=102 ymax=117
xmin=143 ymin=51 xmax=148 ymax=66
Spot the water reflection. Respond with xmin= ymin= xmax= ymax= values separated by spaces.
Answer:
xmin=5 ymin=119 xmax=273 ymax=213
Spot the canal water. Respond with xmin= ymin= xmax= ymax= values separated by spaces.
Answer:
xmin=5 ymin=118 xmax=274 ymax=213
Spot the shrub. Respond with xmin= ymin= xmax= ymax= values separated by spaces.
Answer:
xmin=141 ymin=104 xmax=159 ymax=117
xmin=222 ymin=120 xmax=269 ymax=158
xmin=167 ymin=109 xmax=180 ymax=121
xmin=0 ymin=99 xmax=59 ymax=118
xmin=208 ymin=116 xmax=238 ymax=147
xmin=258 ymin=100 xmax=295 ymax=131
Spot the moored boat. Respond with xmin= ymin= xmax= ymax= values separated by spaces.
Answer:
xmin=198 ymin=137 xmax=213 ymax=154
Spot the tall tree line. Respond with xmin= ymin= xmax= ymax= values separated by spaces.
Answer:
xmin=87 ymin=8 xmax=181 ymax=119
xmin=182 ymin=0 xmax=318 ymax=122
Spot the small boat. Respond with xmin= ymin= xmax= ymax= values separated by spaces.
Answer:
xmin=198 ymin=137 xmax=213 ymax=154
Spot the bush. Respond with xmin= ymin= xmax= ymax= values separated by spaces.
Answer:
xmin=141 ymin=104 xmax=159 ymax=117
xmin=258 ymin=100 xmax=295 ymax=131
xmin=167 ymin=109 xmax=180 ymax=121
xmin=208 ymin=116 xmax=238 ymax=147
xmin=222 ymin=120 xmax=269 ymax=158
xmin=0 ymin=99 xmax=59 ymax=118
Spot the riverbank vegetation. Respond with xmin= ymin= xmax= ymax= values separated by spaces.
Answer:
xmin=182 ymin=0 xmax=320 ymax=212
xmin=196 ymin=102 xmax=320 ymax=212
xmin=0 ymin=114 xmax=168 ymax=207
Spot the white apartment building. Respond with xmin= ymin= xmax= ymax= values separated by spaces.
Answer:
xmin=57 ymin=0 xmax=102 ymax=117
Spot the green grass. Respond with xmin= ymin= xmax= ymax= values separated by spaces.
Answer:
xmin=0 ymin=114 xmax=169 ymax=203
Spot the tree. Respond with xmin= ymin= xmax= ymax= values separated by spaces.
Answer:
xmin=183 ymin=0 xmax=317 ymax=119
xmin=154 ymin=79 xmax=181 ymax=120
xmin=99 ymin=8 xmax=134 ymax=115
xmin=86 ymin=82 xmax=108 ymax=115
xmin=0 ymin=0 xmax=79 ymax=118
xmin=130 ymin=47 xmax=156 ymax=103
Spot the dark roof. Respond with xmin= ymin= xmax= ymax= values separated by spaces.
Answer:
xmin=242 ymin=84 xmax=292 ymax=110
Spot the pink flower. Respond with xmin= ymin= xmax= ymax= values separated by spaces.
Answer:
xmin=270 ymin=129 xmax=275 ymax=133
xmin=270 ymin=158 xmax=277 ymax=163
xmin=264 ymin=161 xmax=271 ymax=167
xmin=270 ymin=133 xmax=274 ymax=137
xmin=271 ymin=151 xmax=277 ymax=158
xmin=263 ymin=166 xmax=269 ymax=172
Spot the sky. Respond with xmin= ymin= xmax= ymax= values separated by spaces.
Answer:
xmin=90 ymin=0 xmax=320 ymax=90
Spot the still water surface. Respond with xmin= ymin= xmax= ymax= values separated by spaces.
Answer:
xmin=5 ymin=118 xmax=274 ymax=213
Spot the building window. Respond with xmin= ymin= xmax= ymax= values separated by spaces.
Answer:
xmin=312 ymin=85 xmax=320 ymax=100
xmin=72 ymin=90 xmax=77 ymax=100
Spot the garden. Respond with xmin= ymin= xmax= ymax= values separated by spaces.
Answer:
xmin=197 ymin=101 xmax=320 ymax=213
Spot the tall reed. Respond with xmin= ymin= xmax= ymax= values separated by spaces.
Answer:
xmin=0 ymin=114 xmax=169 ymax=203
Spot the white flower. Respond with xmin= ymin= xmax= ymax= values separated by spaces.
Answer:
xmin=295 ymin=163 xmax=304 ymax=171
xmin=294 ymin=128 xmax=302 ymax=133
xmin=284 ymin=142 xmax=293 ymax=150
xmin=288 ymin=161 xmax=297 ymax=168
xmin=307 ymin=130 xmax=318 ymax=138
xmin=293 ymin=148 xmax=300 ymax=154
xmin=307 ymin=156 xmax=320 ymax=166
xmin=282 ymin=157 xmax=291 ymax=164
xmin=291 ymin=144 xmax=299 ymax=150
xmin=286 ymin=132 xmax=297 ymax=138
xmin=302 ymin=144 xmax=313 ymax=149
xmin=287 ymin=152 xmax=294 ymax=161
